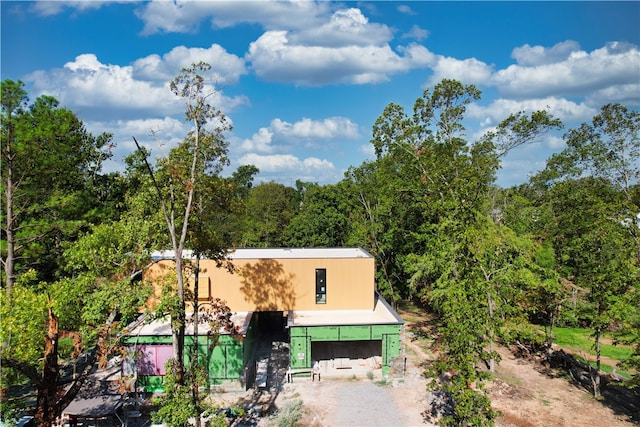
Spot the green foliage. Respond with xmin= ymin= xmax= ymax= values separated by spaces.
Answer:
xmin=1 ymin=79 xmax=115 ymax=285
xmin=152 ymin=370 xmax=197 ymax=427
xmin=241 ymin=182 xmax=299 ymax=247
xmin=3 ymin=73 xmax=639 ymax=419
xmin=529 ymin=103 xmax=640 ymax=391
xmin=428 ymin=359 xmax=497 ymax=426
xmin=618 ymin=290 xmax=640 ymax=385
xmin=0 ymin=273 xmax=48 ymax=367
xmin=152 ymin=359 xmax=225 ymax=427
xmin=500 ymin=321 xmax=546 ymax=348
xmin=57 ymin=337 xmax=76 ymax=360
xmin=285 ymin=183 xmax=351 ymax=247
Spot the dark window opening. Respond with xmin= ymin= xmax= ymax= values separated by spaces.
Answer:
xmin=316 ymin=268 xmax=326 ymax=304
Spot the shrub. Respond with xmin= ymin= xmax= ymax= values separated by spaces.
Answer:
xmin=267 ymin=399 xmax=304 ymax=427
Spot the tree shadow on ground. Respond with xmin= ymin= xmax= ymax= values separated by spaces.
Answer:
xmin=238 ymin=259 xmax=296 ymax=311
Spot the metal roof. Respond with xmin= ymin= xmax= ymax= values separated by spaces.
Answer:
xmin=288 ymin=293 xmax=404 ymax=327
xmin=151 ymin=247 xmax=373 ymax=260
xmin=228 ymin=247 xmax=372 ymax=259
xmin=126 ymin=312 xmax=253 ymax=337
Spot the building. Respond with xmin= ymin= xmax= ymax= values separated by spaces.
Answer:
xmin=122 ymin=248 xmax=404 ymax=391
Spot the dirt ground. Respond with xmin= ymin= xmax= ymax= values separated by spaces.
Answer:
xmin=269 ymin=350 xmax=432 ymax=427
xmin=264 ymin=307 xmax=637 ymax=427
xmin=489 ymin=345 xmax=634 ymax=427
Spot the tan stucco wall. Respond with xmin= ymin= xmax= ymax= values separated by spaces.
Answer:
xmin=146 ymin=255 xmax=375 ymax=312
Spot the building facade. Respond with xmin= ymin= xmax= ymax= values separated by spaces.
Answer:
xmin=123 ymin=248 xmax=404 ymax=391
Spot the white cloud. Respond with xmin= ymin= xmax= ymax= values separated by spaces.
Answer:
xmin=397 ymin=5 xmax=416 ymax=15
xmin=427 ymin=55 xmax=494 ymax=86
xmin=493 ymin=42 xmax=640 ymax=100
xmin=86 ymin=116 xmax=188 ymax=173
xmin=241 ymin=127 xmax=275 ymax=153
xmin=238 ymin=153 xmax=335 ymax=173
xmin=248 ymin=31 xmax=433 ymax=85
xmin=291 ymin=8 xmax=393 ymax=47
xmin=137 ymin=3 xmax=432 ymax=86
xmin=402 ymin=25 xmax=429 ymax=41
xmin=271 ymin=117 xmax=360 ymax=140
xmin=136 ymin=0 xmax=331 ymax=34
xmin=132 ymin=44 xmax=247 ymax=83
xmin=358 ymin=143 xmax=375 ymax=159
xmin=134 ymin=0 xmax=209 ymax=34
xmin=25 ymin=52 xmax=248 ymax=121
xmin=236 ymin=152 xmax=340 ymax=184
xmin=511 ymin=40 xmax=581 ymax=66
xmin=546 ymin=135 xmax=565 ymax=150
xmin=498 ymin=157 xmax=548 ymax=187
xmin=240 ymin=117 xmax=360 ymax=153
xmin=26 ymin=54 xmax=176 ymax=118
xmin=103 ymin=117 xmax=187 ymax=144
xmin=468 ymin=97 xmax=599 ymax=129
xmin=29 ymin=1 xmax=117 ymax=16
xmin=585 ymin=83 xmax=640 ymax=107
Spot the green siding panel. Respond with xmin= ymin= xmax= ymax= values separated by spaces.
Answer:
xmin=308 ymin=326 xmax=339 ymax=341
xmin=208 ymin=342 xmax=244 ymax=382
xmin=122 ymin=335 xmax=172 ymax=345
xmin=371 ymin=324 xmax=402 ymax=338
xmin=289 ymin=335 xmax=311 ymax=369
xmin=338 ymin=325 xmax=372 ymax=340
xmin=289 ymin=327 xmax=308 ymax=337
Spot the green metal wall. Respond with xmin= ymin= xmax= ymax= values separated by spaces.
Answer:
xmin=185 ymin=335 xmax=244 ymax=385
xmin=289 ymin=323 xmax=402 ymax=375
xmin=123 ymin=333 xmax=249 ymax=392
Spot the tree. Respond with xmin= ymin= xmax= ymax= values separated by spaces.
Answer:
xmin=1 ymin=215 xmax=152 ymax=425
xmin=229 ymin=164 xmax=259 ymax=200
xmin=363 ymin=79 xmax=563 ymax=424
xmin=542 ymin=103 xmax=639 ymax=203
xmin=488 ymin=187 xmax=570 ymax=348
xmin=1 ymin=80 xmax=113 ymax=295
xmin=532 ymin=104 xmax=640 ymax=396
xmin=0 ymin=81 xmax=127 ymax=425
xmin=0 ymin=80 xmax=27 ymax=296
xmin=134 ymin=62 xmax=231 ymax=385
xmin=240 ymin=182 xmax=298 ymax=247
xmin=2 ymin=204 xmax=154 ymax=422
xmin=285 ymin=183 xmax=351 ymax=247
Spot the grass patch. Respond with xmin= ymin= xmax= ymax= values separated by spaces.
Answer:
xmin=552 ymin=327 xmax=633 ymax=361
xmin=397 ymin=302 xmax=428 ymax=323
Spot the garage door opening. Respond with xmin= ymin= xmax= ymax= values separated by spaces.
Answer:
xmin=311 ymin=340 xmax=382 ymax=372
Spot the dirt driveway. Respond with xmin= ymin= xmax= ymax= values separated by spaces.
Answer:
xmin=272 ymin=355 xmax=433 ymax=427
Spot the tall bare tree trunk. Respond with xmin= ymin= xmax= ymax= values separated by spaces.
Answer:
xmin=3 ymin=125 xmax=15 ymax=297
xmin=172 ymin=255 xmax=186 ymax=383
xmin=591 ymin=327 xmax=602 ymax=398
xmin=192 ymin=255 xmax=201 ymax=427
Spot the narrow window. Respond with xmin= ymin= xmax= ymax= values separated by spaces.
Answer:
xmin=316 ymin=268 xmax=326 ymax=304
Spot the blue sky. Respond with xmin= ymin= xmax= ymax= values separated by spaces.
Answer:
xmin=2 ymin=1 xmax=639 ymax=187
